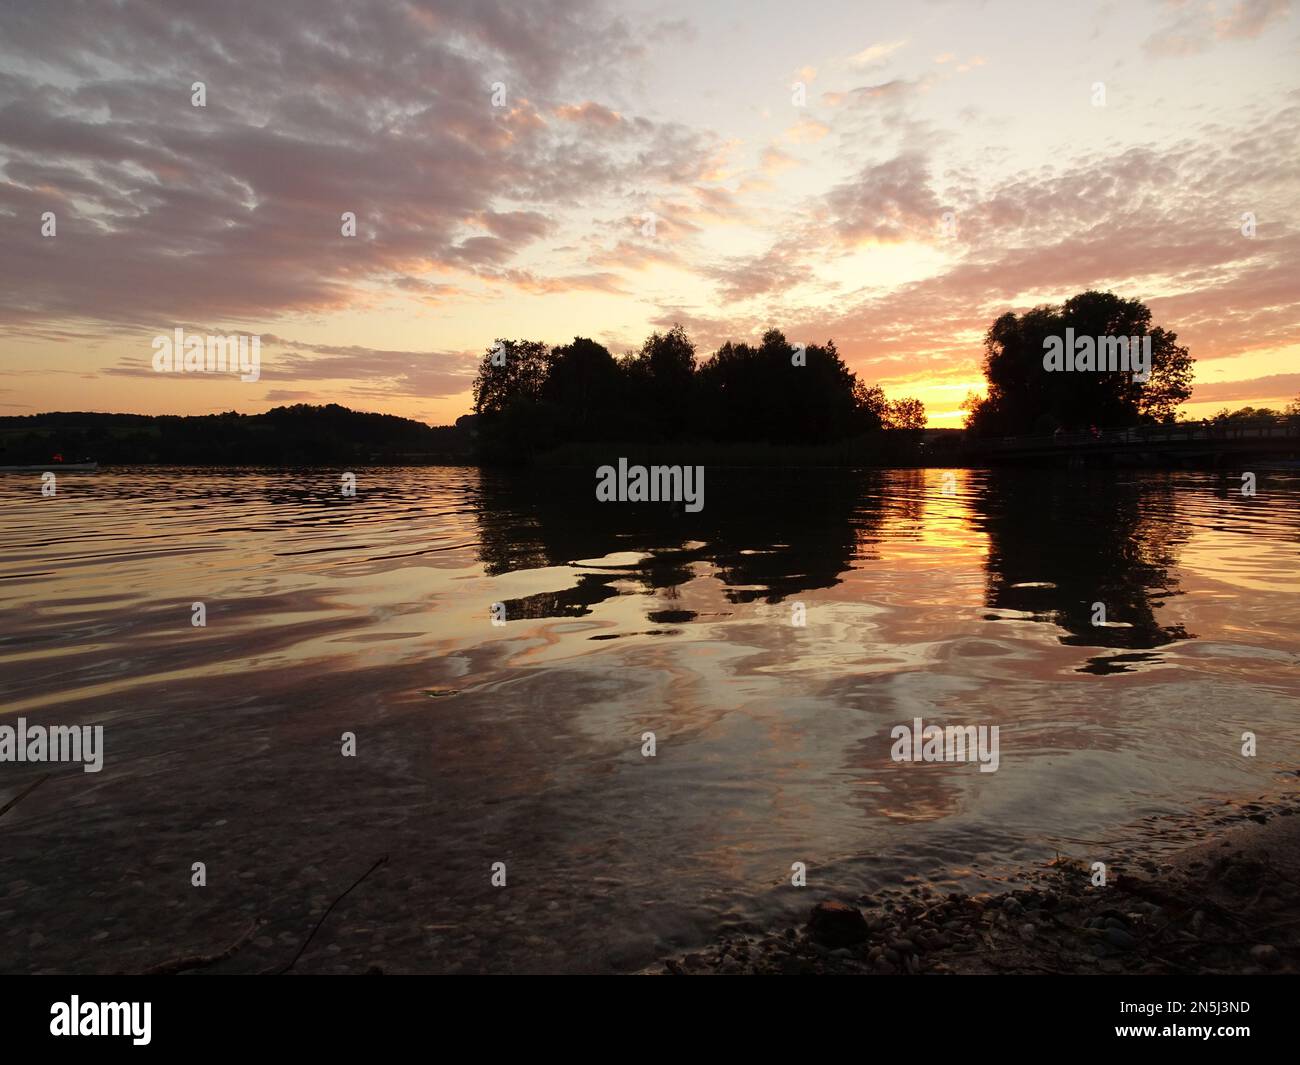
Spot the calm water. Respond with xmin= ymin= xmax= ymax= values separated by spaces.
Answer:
xmin=1 ymin=466 xmax=1298 ymax=973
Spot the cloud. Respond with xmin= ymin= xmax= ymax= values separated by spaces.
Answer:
xmin=1216 ymin=0 xmax=1292 ymax=39
xmin=1190 ymin=373 xmax=1300 ymax=403
xmin=4 ymin=0 xmax=1297 ymax=422
xmin=698 ymin=98 xmax=1300 ymax=388
xmin=847 ymin=40 xmax=908 ymax=67
xmin=588 ymin=238 xmax=684 ymax=271
xmin=484 ymin=269 xmax=630 ymax=295
xmin=554 ymin=101 xmax=623 ymax=126
xmin=0 ymin=0 xmax=716 ymax=329
xmin=822 ymin=76 xmax=931 ymax=109
xmin=704 ymin=238 xmax=812 ymax=303
xmin=783 ymin=116 xmax=830 ymax=144
xmin=101 ymin=334 xmax=477 ymax=398
xmin=1144 ymin=0 xmax=1291 ymax=58
xmin=760 ymin=144 xmax=799 ymax=175
xmin=824 ymin=153 xmax=943 ymax=244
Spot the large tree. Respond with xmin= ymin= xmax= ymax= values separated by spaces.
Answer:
xmin=698 ymin=329 xmax=864 ymax=444
xmin=621 ymin=324 xmax=697 ymax=439
xmin=472 ymin=339 xmax=550 ymax=415
xmin=885 ymin=397 xmax=927 ymax=431
xmin=965 ymin=291 xmax=1194 ymax=436
xmin=542 ymin=337 xmax=623 ymax=439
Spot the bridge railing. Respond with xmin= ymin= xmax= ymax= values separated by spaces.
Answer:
xmin=984 ymin=417 xmax=1300 ymax=451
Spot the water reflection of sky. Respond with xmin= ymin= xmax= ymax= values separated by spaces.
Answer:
xmin=0 ymin=467 xmax=1297 ymax=973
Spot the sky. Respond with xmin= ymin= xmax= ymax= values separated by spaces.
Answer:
xmin=1 ymin=0 xmax=1298 ymax=427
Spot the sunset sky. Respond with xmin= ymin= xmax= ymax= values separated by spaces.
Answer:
xmin=1 ymin=0 xmax=1297 ymax=427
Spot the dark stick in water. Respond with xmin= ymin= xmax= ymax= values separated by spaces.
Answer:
xmin=0 ymin=773 xmax=50 ymax=823
xmin=276 ymin=855 xmax=389 ymax=975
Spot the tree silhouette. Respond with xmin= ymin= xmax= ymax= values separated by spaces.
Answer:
xmin=472 ymin=339 xmax=549 ymax=416
xmin=699 ymin=329 xmax=864 ymax=443
xmin=885 ymin=397 xmax=926 ymax=431
xmin=965 ymin=291 xmax=1193 ymax=436
xmin=621 ymin=325 xmax=697 ymax=440
xmin=543 ymin=337 xmax=623 ymax=440
xmin=470 ymin=323 xmax=921 ymax=460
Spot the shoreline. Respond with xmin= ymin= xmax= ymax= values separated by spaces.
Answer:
xmin=648 ymin=780 xmax=1300 ymax=975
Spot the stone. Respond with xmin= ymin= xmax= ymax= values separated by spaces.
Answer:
xmin=1249 ymin=944 xmax=1280 ymax=969
xmin=807 ymin=900 xmax=869 ymax=948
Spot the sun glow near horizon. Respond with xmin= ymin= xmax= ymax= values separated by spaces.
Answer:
xmin=1 ymin=0 xmax=1297 ymax=428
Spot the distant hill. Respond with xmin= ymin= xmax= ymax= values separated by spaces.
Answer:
xmin=0 ymin=404 xmax=474 ymax=465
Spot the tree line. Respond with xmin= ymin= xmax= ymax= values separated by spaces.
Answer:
xmin=471 ymin=291 xmax=1231 ymax=459
xmin=16 ymin=291 xmax=1290 ymax=468
xmin=0 ymin=405 xmax=470 ymax=465
xmin=471 ymin=325 xmax=926 ymax=462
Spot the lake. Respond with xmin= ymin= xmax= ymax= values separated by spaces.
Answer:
xmin=1 ymin=465 xmax=1297 ymax=973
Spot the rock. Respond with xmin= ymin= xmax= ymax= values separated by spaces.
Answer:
xmin=1249 ymin=944 xmax=1280 ymax=969
xmin=807 ymin=900 xmax=869 ymax=948
xmin=1105 ymin=927 xmax=1138 ymax=951
xmin=1018 ymin=923 xmax=1036 ymax=940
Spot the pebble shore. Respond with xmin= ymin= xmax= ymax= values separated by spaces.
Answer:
xmin=651 ymin=783 xmax=1300 ymax=976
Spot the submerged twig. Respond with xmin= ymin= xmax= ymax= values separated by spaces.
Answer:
xmin=0 ymin=774 xmax=50 ymax=823
xmin=139 ymin=921 xmax=260 ymax=976
xmin=275 ymin=855 xmax=388 ymax=975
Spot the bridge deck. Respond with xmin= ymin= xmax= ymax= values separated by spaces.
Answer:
xmin=977 ymin=419 xmax=1300 ymax=457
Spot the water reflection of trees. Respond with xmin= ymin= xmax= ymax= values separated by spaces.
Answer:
xmin=474 ymin=468 xmax=886 ymax=621
xmin=971 ymin=472 xmax=1194 ymax=669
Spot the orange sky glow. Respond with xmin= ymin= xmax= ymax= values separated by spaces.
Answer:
xmin=2 ymin=0 xmax=1298 ymax=428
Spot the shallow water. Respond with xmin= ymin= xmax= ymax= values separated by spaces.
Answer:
xmin=1 ymin=465 xmax=1297 ymax=973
